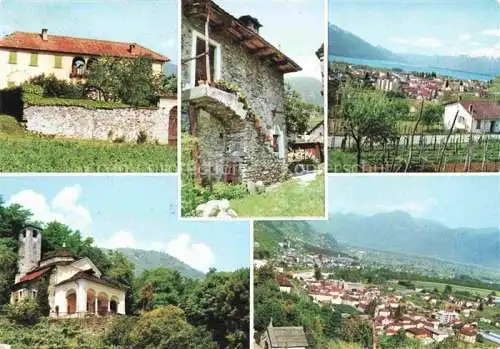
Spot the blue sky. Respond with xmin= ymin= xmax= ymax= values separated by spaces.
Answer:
xmin=215 ymin=0 xmax=325 ymax=79
xmin=0 ymin=0 xmax=178 ymax=63
xmin=328 ymin=175 xmax=500 ymax=229
xmin=329 ymin=0 xmax=500 ymax=58
xmin=0 ymin=175 xmax=250 ymax=273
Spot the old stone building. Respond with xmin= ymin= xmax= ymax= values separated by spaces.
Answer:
xmin=10 ymin=225 xmax=125 ymax=318
xmin=260 ymin=319 xmax=309 ymax=349
xmin=181 ymin=0 xmax=301 ymax=185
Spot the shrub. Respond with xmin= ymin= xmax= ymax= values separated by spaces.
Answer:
xmin=29 ymin=74 xmax=84 ymax=99
xmin=21 ymin=83 xmax=43 ymax=96
xmin=3 ymin=298 xmax=41 ymax=325
xmin=137 ymin=130 xmax=148 ymax=144
xmin=206 ymin=182 xmax=247 ymax=201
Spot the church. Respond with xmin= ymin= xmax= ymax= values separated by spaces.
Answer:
xmin=10 ymin=225 xmax=126 ymax=318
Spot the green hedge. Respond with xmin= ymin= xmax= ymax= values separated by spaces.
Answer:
xmin=23 ymin=93 xmax=129 ymax=109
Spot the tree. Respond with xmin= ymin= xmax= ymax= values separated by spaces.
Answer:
xmin=340 ymin=316 xmax=372 ymax=347
xmin=314 ymin=264 xmax=322 ymax=281
xmin=163 ymin=74 xmax=177 ymax=93
xmin=184 ymin=269 xmax=249 ymax=349
xmin=86 ymin=55 xmax=163 ymax=106
xmin=129 ymin=305 xmax=217 ymax=349
xmin=366 ymin=299 xmax=378 ymax=317
xmin=284 ymin=84 xmax=314 ymax=135
xmin=421 ymin=103 xmax=444 ymax=129
xmin=443 ymin=285 xmax=453 ymax=296
xmin=106 ymin=250 xmax=135 ymax=314
xmin=338 ymin=84 xmax=398 ymax=171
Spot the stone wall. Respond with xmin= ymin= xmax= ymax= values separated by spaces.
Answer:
xmin=24 ymin=99 xmax=176 ymax=144
xmin=182 ymin=15 xmax=289 ymax=184
xmin=197 ymin=109 xmax=287 ymax=185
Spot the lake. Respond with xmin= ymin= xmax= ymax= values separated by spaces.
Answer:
xmin=329 ymin=55 xmax=495 ymax=81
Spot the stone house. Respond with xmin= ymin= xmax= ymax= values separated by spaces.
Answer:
xmin=0 ymin=29 xmax=168 ymax=89
xmin=10 ymin=225 xmax=125 ymax=318
xmin=181 ymin=0 xmax=301 ymax=185
xmin=260 ymin=319 xmax=308 ymax=349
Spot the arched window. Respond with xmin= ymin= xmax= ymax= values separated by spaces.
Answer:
xmin=71 ymin=57 xmax=86 ymax=78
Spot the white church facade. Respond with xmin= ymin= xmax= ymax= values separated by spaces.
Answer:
xmin=10 ymin=225 xmax=126 ymax=318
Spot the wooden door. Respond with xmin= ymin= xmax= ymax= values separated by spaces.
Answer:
xmin=169 ymin=106 xmax=178 ymax=146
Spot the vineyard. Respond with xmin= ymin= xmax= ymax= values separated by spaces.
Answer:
xmin=329 ymin=133 xmax=500 ymax=172
xmin=0 ymin=115 xmax=177 ymax=172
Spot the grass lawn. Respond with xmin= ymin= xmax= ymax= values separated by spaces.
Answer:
xmin=230 ymin=173 xmax=325 ymax=217
xmin=413 ymin=281 xmax=495 ymax=297
xmin=0 ymin=115 xmax=177 ymax=172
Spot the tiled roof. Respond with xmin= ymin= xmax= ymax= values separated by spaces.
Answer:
xmin=276 ymin=273 xmax=292 ymax=287
xmin=458 ymin=100 xmax=500 ymax=120
xmin=18 ymin=267 xmax=51 ymax=283
xmin=55 ymin=270 xmax=123 ymax=290
xmin=0 ymin=31 xmax=169 ymax=62
xmin=267 ymin=326 xmax=308 ymax=347
xmin=41 ymin=248 xmax=77 ymax=260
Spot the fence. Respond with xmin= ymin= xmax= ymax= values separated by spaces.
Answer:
xmin=328 ymin=132 xmax=500 ymax=172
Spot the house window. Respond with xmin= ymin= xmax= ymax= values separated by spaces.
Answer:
xmin=54 ymin=55 xmax=63 ymax=69
xmin=8 ymin=51 xmax=17 ymax=64
xmin=458 ymin=116 xmax=465 ymax=124
xmin=188 ymin=30 xmax=221 ymax=88
xmin=273 ymin=135 xmax=279 ymax=152
xmin=29 ymin=53 xmax=38 ymax=66
xmin=32 ymin=290 xmax=37 ymax=298
xmin=476 ymin=120 xmax=481 ymax=130
xmin=195 ymin=37 xmax=216 ymax=85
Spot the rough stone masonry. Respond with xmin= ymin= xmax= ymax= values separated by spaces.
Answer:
xmin=182 ymin=13 xmax=290 ymax=185
xmin=23 ymin=97 xmax=176 ymax=144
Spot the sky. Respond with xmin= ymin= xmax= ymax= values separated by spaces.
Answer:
xmin=328 ymin=175 xmax=500 ymax=229
xmin=329 ymin=0 xmax=500 ymax=58
xmin=214 ymin=0 xmax=325 ymax=80
xmin=0 ymin=0 xmax=178 ymax=63
xmin=0 ymin=175 xmax=250 ymax=273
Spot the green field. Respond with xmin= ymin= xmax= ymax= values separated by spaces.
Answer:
xmin=230 ymin=173 xmax=325 ymax=217
xmin=0 ymin=115 xmax=177 ymax=172
xmin=413 ymin=280 xmax=495 ymax=297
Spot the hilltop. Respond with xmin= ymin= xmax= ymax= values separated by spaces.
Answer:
xmin=117 ymin=247 xmax=204 ymax=278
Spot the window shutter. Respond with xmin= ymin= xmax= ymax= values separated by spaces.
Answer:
xmin=30 ymin=53 xmax=38 ymax=66
xmin=8 ymin=51 xmax=17 ymax=64
xmin=54 ymin=55 xmax=63 ymax=68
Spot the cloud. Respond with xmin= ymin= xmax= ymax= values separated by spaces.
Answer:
xmin=482 ymin=28 xmax=500 ymax=37
xmin=98 ymin=232 xmax=215 ymax=273
xmin=8 ymin=185 xmax=92 ymax=236
xmin=166 ymin=234 xmax=214 ymax=272
xmin=390 ymin=37 xmax=442 ymax=48
xmin=458 ymin=33 xmax=471 ymax=40
xmin=99 ymin=231 xmax=138 ymax=249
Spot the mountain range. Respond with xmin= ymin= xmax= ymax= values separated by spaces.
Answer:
xmin=254 ymin=220 xmax=338 ymax=255
xmin=311 ymin=211 xmax=500 ymax=268
xmin=328 ymin=23 xmax=500 ymax=76
xmin=285 ymin=76 xmax=323 ymax=106
xmin=117 ymin=248 xmax=205 ymax=279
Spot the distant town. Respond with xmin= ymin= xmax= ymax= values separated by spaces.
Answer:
xmin=254 ymin=237 xmax=500 ymax=348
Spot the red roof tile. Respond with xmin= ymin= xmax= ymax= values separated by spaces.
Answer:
xmin=276 ymin=273 xmax=292 ymax=287
xmin=0 ymin=31 xmax=168 ymax=62
xmin=19 ymin=267 xmax=51 ymax=283
xmin=458 ymin=100 xmax=500 ymax=120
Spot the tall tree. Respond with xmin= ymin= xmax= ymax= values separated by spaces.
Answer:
xmin=338 ymin=84 xmax=398 ymax=171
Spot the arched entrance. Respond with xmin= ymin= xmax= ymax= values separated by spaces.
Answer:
xmin=110 ymin=297 xmax=119 ymax=314
xmin=87 ymin=289 xmax=96 ymax=314
xmin=66 ymin=290 xmax=77 ymax=315
xmin=71 ymin=57 xmax=86 ymax=78
xmin=97 ymin=292 xmax=109 ymax=316
xmin=168 ymin=106 xmax=178 ymax=146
